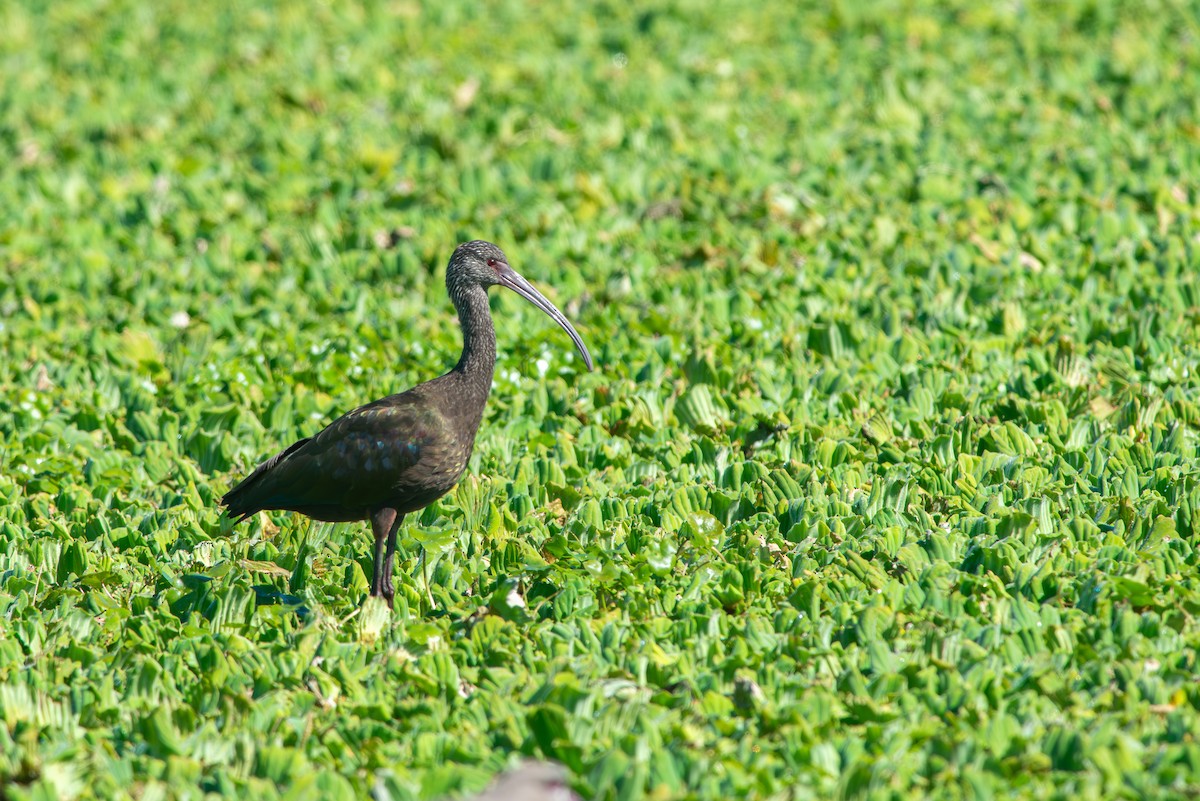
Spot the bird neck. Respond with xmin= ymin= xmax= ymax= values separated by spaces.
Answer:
xmin=450 ymin=283 xmax=496 ymax=396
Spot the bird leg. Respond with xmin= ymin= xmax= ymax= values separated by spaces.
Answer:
xmin=381 ymin=511 xmax=404 ymax=606
xmin=369 ymin=508 xmax=398 ymax=604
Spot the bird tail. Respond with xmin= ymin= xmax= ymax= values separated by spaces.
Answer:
xmin=221 ymin=437 xmax=311 ymax=523
xmin=221 ymin=479 xmax=262 ymax=524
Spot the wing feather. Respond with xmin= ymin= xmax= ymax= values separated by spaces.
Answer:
xmin=222 ymin=395 xmax=445 ymax=521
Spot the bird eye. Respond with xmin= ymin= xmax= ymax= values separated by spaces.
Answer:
xmin=486 ymin=258 xmax=498 ymax=268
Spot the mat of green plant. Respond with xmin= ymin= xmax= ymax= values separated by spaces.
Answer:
xmin=2 ymin=1 xmax=1199 ymax=799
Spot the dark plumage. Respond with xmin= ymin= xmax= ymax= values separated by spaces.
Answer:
xmin=222 ymin=240 xmax=593 ymax=606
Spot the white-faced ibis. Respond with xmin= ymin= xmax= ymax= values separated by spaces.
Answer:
xmin=222 ymin=240 xmax=593 ymax=606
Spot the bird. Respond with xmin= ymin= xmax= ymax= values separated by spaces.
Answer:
xmin=221 ymin=240 xmax=593 ymax=607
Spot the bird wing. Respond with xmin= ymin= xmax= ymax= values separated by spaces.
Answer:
xmin=222 ymin=394 xmax=446 ymax=521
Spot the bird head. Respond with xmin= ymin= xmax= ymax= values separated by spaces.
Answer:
xmin=448 ymin=240 xmax=594 ymax=371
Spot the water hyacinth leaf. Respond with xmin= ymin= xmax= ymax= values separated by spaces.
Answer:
xmin=2 ymin=3 xmax=1200 ymax=799
xmin=676 ymin=385 xmax=726 ymax=435
xmin=56 ymin=541 xmax=89 ymax=583
xmin=488 ymin=580 xmax=531 ymax=622
xmin=140 ymin=707 xmax=185 ymax=758
xmin=682 ymin=512 xmax=725 ymax=550
xmin=861 ymin=412 xmax=893 ymax=445
xmin=545 ymin=481 xmax=583 ymax=511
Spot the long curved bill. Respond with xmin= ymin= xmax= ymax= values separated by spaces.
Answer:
xmin=499 ymin=266 xmax=595 ymax=371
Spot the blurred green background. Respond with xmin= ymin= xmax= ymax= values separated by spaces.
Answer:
xmin=1 ymin=0 xmax=1199 ymax=799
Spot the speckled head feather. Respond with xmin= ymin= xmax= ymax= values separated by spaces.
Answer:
xmin=446 ymin=240 xmax=509 ymax=298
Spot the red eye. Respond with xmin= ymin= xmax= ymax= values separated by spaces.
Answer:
xmin=486 ymin=258 xmax=498 ymax=268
